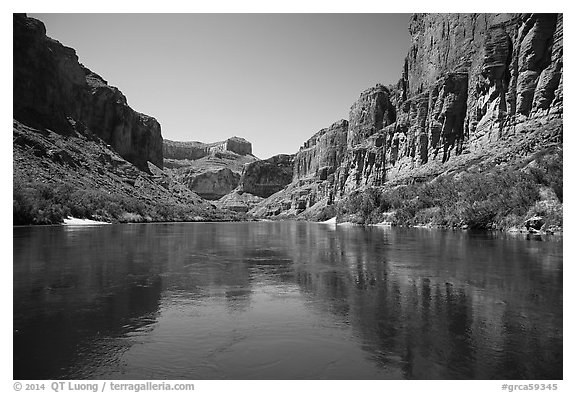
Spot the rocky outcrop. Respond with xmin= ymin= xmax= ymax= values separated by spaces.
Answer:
xmin=385 ymin=13 xmax=563 ymax=175
xmin=250 ymin=13 xmax=563 ymax=220
xmin=214 ymin=191 xmax=264 ymax=213
xmin=181 ymin=168 xmax=241 ymax=200
xmin=248 ymin=85 xmax=397 ymax=217
xmin=216 ymin=154 xmax=295 ymax=213
xmin=13 ymin=119 xmax=237 ymax=224
xmin=162 ymin=138 xmax=257 ymax=200
xmin=163 ymin=137 xmax=252 ymax=160
xmin=13 ymin=14 xmax=163 ymax=171
xmin=293 ymin=119 xmax=348 ymax=181
xmin=238 ymin=154 xmax=295 ymax=198
xmin=336 ymin=84 xmax=396 ymax=194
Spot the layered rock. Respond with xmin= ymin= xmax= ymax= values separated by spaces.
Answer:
xmin=248 ymin=84 xmax=398 ymax=217
xmin=178 ymin=168 xmax=241 ymax=200
xmin=162 ymin=138 xmax=257 ymax=200
xmin=238 ymin=154 xmax=295 ymax=198
xmin=250 ymin=13 xmax=563 ymax=220
xmin=215 ymin=154 xmax=295 ymax=213
xmin=337 ymin=84 xmax=396 ymax=194
xmin=163 ymin=137 xmax=252 ymax=160
xmin=13 ymin=119 xmax=232 ymax=224
xmin=293 ymin=119 xmax=348 ymax=181
xmin=13 ymin=14 xmax=163 ymax=171
xmin=385 ymin=13 xmax=563 ymax=177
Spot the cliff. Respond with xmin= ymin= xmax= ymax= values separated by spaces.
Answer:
xmin=238 ymin=154 xmax=295 ymax=198
xmin=293 ymin=120 xmax=348 ymax=182
xmin=386 ymin=13 xmax=563 ymax=172
xmin=13 ymin=14 xmax=242 ymax=224
xmin=249 ymin=13 xmax=563 ymax=229
xmin=13 ymin=14 xmax=163 ymax=171
xmin=13 ymin=119 xmax=238 ymax=224
xmin=163 ymin=137 xmax=252 ymax=160
xmin=162 ymin=137 xmax=257 ymax=200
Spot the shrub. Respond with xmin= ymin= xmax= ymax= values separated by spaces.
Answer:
xmin=334 ymin=155 xmax=559 ymax=230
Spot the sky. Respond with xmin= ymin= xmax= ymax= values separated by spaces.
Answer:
xmin=30 ymin=13 xmax=412 ymax=159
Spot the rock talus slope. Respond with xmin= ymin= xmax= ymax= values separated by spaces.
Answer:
xmin=13 ymin=14 xmax=239 ymax=223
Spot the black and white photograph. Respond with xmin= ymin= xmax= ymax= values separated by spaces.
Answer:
xmin=10 ymin=3 xmax=566 ymax=388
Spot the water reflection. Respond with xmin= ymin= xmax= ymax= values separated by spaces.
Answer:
xmin=13 ymin=223 xmax=562 ymax=379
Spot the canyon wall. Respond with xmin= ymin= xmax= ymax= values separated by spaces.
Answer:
xmin=238 ymin=154 xmax=295 ymax=198
xmin=293 ymin=119 xmax=348 ymax=182
xmin=249 ymin=13 xmax=563 ymax=218
xmin=387 ymin=13 xmax=563 ymax=171
xmin=162 ymin=137 xmax=256 ymax=200
xmin=13 ymin=14 xmax=163 ymax=171
xmin=163 ymin=137 xmax=252 ymax=160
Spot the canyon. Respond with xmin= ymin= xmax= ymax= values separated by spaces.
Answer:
xmin=247 ymin=13 xmax=563 ymax=230
xmin=13 ymin=13 xmax=563 ymax=230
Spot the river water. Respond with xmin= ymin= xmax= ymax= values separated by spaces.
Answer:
xmin=13 ymin=222 xmax=562 ymax=379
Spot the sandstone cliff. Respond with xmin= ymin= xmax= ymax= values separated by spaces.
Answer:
xmin=163 ymin=137 xmax=257 ymax=200
xmin=387 ymin=13 xmax=563 ymax=174
xmin=293 ymin=120 xmax=348 ymax=182
xmin=13 ymin=119 xmax=236 ymax=224
xmin=238 ymin=154 xmax=295 ymax=198
xmin=250 ymin=13 xmax=563 ymax=226
xmin=13 ymin=14 xmax=242 ymax=224
xmin=163 ymin=137 xmax=252 ymax=160
xmin=216 ymin=154 xmax=295 ymax=213
xmin=13 ymin=14 xmax=163 ymax=171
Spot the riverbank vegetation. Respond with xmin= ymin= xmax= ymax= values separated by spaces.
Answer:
xmin=14 ymin=147 xmax=561 ymax=231
xmin=336 ymin=150 xmax=562 ymax=231
xmin=13 ymin=180 xmax=240 ymax=225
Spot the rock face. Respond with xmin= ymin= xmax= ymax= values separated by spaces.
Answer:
xmin=13 ymin=14 xmax=163 ymax=171
xmin=387 ymin=13 xmax=563 ymax=172
xmin=162 ymin=138 xmax=257 ymax=200
xmin=13 ymin=119 xmax=231 ymax=224
xmin=163 ymin=137 xmax=252 ymax=160
xmin=238 ymin=154 xmax=295 ymax=198
xmin=182 ymin=168 xmax=241 ymax=200
xmin=293 ymin=120 xmax=348 ymax=181
xmin=215 ymin=154 xmax=295 ymax=213
xmin=250 ymin=13 xmax=563 ymax=219
xmin=338 ymin=84 xmax=396 ymax=194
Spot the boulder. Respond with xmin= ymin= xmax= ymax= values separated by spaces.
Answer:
xmin=524 ymin=216 xmax=544 ymax=231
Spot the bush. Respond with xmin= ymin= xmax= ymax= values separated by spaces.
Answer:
xmin=334 ymin=152 xmax=561 ymax=230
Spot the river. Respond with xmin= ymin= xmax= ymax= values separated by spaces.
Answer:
xmin=13 ymin=222 xmax=562 ymax=379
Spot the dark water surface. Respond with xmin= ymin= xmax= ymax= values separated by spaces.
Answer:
xmin=13 ymin=222 xmax=562 ymax=379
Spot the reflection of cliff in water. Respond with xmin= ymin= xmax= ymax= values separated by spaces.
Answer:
xmin=14 ymin=226 xmax=164 ymax=379
xmin=283 ymin=224 xmax=562 ymax=379
xmin=14 ymin=223 xmax=562 ymax=379
xmin=13 ymin=223 xmax=294 ymax=379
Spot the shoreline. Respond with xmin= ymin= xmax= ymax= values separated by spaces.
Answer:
xmin=12 ymin=217 xmax=564 ymax=237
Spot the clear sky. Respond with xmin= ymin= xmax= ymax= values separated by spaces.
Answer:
xmin=30 ymin=13 xmax=412 ymax=159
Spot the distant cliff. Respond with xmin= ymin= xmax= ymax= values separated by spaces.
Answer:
xmin=163 ymin=137 xmax=252 ymax=160
xmin=215 ymin=154 xmax=294 ymax=213
xmin=162 ymin=137 xmax=257 ymax=200
xmin=249 ymin=13 xmax=563 ymax=229
xmin=13 ymin=14 xmax=163 ymax=171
